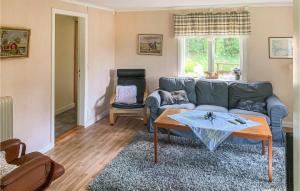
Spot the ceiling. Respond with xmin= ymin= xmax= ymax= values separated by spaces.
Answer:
xmin=63 ymin=0 xmax=292 ymax=11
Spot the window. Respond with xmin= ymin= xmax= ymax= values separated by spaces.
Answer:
xmin=179 ymin=36 xmax=246 ymax=80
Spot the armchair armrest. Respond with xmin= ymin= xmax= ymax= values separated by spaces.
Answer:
xmin=110 ymin=93 xmax=116 ymax=105
xmin=266 ymin=95 xmax=288 ymax=126
xmin=146 ymin=90 xmax=161 ymax=113
xmin=1 ymin=155 xmax=52 ymax=187
xmin=0 ymin=139 xmax=26 ymax=163
xmin=143 ymin=89 xmax=148 ymax=103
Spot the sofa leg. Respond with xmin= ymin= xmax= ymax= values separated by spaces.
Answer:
xmin=109 ymin=111 xmax=115 ymax=125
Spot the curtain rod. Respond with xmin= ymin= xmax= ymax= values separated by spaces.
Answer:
xmin=172 ymin=6 xmax=249 ymax=14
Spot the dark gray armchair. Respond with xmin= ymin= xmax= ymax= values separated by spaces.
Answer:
xmin=109 ymin=69 xmax=148 ymax=125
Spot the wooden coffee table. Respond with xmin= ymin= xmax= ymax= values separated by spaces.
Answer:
xmin=153 ymin=108 xmax=273 ymax=182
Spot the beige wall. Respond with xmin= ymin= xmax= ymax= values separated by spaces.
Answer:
xmin=0 ymin=0 xmax=115 ymax=152
xmin=247 ymin=7 xmax=293 ymax=123
xmin=115 ymin=11 xmax=177 ymax=91
xmin=55 ymin=15 xmax=75 ymax=113
xmin=293 ymin=0 xmax=300 ymax=189
xmin=87 ymin=7 xmax=115 ymax=124
xmin=115 ymin=6 xmax=293 ymax=122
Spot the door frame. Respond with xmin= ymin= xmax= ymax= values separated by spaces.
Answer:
xmin=51 ymin=8 xmax=88 ymax=146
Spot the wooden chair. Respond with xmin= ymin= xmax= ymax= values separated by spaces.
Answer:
xmin=109 ymin=69 xmax=147 ymax=125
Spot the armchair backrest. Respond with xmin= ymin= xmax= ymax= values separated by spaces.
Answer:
xmin=117 ymin=69 xmax=146 ymax=103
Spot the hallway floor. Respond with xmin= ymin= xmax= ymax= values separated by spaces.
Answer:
xmin=55 ymin=108 xmax=77 ymax=138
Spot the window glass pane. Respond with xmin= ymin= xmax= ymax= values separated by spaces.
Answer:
xmin=184 ymin=38 xmax=208 ymax=77
xmin=214 ymin=37 xmax=240 ymax=79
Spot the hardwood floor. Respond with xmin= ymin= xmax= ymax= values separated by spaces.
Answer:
xmin=46 ymin=116 xmax=145 ymax=191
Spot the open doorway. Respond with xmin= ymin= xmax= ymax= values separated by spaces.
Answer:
xmin=54 ymin=15 xmax=78 ymax=138
xmin=51 ymin=9 xmax=88 ymax=145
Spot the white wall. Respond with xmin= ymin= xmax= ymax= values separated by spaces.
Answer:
xmin=0 ymin=0 xmax=115 ymax=152
xmin=293 ymin=0 xmax=300 ymax=189
xmin=55 ymin=15 xmax=75 ymax=114
xmin=115 ymin=7 xmax=293 ymax=123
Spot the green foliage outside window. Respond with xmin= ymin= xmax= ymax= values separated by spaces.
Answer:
xmin=214 ymin=38 xmax=240 ymax=72
xmin=185 ymin=38 xmax=208 ymax=76
xmin=184 ymin=37 xmax=240 ymax=77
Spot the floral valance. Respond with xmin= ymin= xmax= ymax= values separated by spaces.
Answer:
xmin=174 ymin=11 xmax=251 ymax=37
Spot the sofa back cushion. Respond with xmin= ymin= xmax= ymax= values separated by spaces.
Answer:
xmin=228 ymin=81 xmax=273 ymax=109
xmin=159 ymin=77 xmax=196 ymax=104
xmin=195 ymin=79 xmax=229 ymax=108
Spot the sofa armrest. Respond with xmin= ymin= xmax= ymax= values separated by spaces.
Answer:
xmin=0 ymin=139 xmax=26 ymax=163
xmin=1 ymin=155 xmax=52 ymax=187
xmin=266 ymin=95 xmax=288 ymax=126
xmin=146 ymin=90 xmax=161 ymax=113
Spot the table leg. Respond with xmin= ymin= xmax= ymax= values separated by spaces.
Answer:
xmin=167 ymin=129 xmax=170 ymax=142
xmin=268 ymin=137 xmax=273 ymax=182
xmin=262 ymin=140 xmax=265 ymax=156
xmin=154 ymin=125 xmax=158 ymax=163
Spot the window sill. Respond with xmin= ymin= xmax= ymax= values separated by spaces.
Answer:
xmin=178 ymin=74 xmax=246 ymax=82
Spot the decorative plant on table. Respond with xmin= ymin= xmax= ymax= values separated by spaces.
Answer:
xmin=204 ymin=112 xmax=216 ymax=124
xmin=233 ymin=68 xmax=241 ymax=80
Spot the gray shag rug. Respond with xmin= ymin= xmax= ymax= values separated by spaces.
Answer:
xmin=89 ymin=132 xmax=286 ymax=191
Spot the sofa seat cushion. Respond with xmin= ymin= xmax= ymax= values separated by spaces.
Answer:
xmin=112 ymin=102 xmax=144 ymax=109
xmin=229 ymin=109 xmax=271 ymax=125
xmin=195 ymin=105 xmax=228 ymax=113
xmin=158 ymin=103 xmax=196 ymax=114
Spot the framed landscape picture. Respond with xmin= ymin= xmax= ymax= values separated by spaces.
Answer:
xmin=137 ymin=34 xmax=163 ymax=56
xmin=269 ymin=37 xmax=293 ymax=59
xmin=0 ymin=27 xmax=30 ymax=59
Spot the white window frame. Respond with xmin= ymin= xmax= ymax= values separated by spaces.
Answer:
xmin=178 ymin=36 xmax=248 ymax=81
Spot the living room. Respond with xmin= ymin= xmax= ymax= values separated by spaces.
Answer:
xmin=0 ymin=0 xmax=299 ymax=190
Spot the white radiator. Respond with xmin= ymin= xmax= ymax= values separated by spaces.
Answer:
xmin=0 ymin=96 xmax=13 ymax=141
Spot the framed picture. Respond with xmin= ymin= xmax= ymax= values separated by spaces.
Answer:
xmin=269 ymin=37 xmax=293 ymax=59
xmin=137 ymin=34 xmax=163 ymax=56
xmin=0 ymin=27 xmax=30 ymax=59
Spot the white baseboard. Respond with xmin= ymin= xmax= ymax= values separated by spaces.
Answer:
xmin=39 ymin=142 xmax=54 ymax=153
xmin=86 ymin=110 xmax=109 ymax=128
xmin=283 ymin=121 xmax=293 ymax=128
xmin=55 ymin=103 xmax=75 ymax=115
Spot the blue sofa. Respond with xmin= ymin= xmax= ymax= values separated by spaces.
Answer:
xmin=146 ymin=77 xmax=288 ymax=144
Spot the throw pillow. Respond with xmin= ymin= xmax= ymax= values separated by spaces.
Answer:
xmin=115 ymin=85 xmax=137 ymax=104
xmin=236 ymin=100 xmax=267 ymax=114
xmin=0 ymin=151 xmax=17 ymax=179
xmin=159 ymin=90 xmax=189 ymax=106
xmin=159 ymin=90 xmax=175 ymax=105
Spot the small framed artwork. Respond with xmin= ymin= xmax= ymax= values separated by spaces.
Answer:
xmin=269 ymin=37 xmax=293 ymax=59
xmin=137 ymin=34 xmax=163 ymax=56
xmin=0 ymin=27 xmax=30 ymax=59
